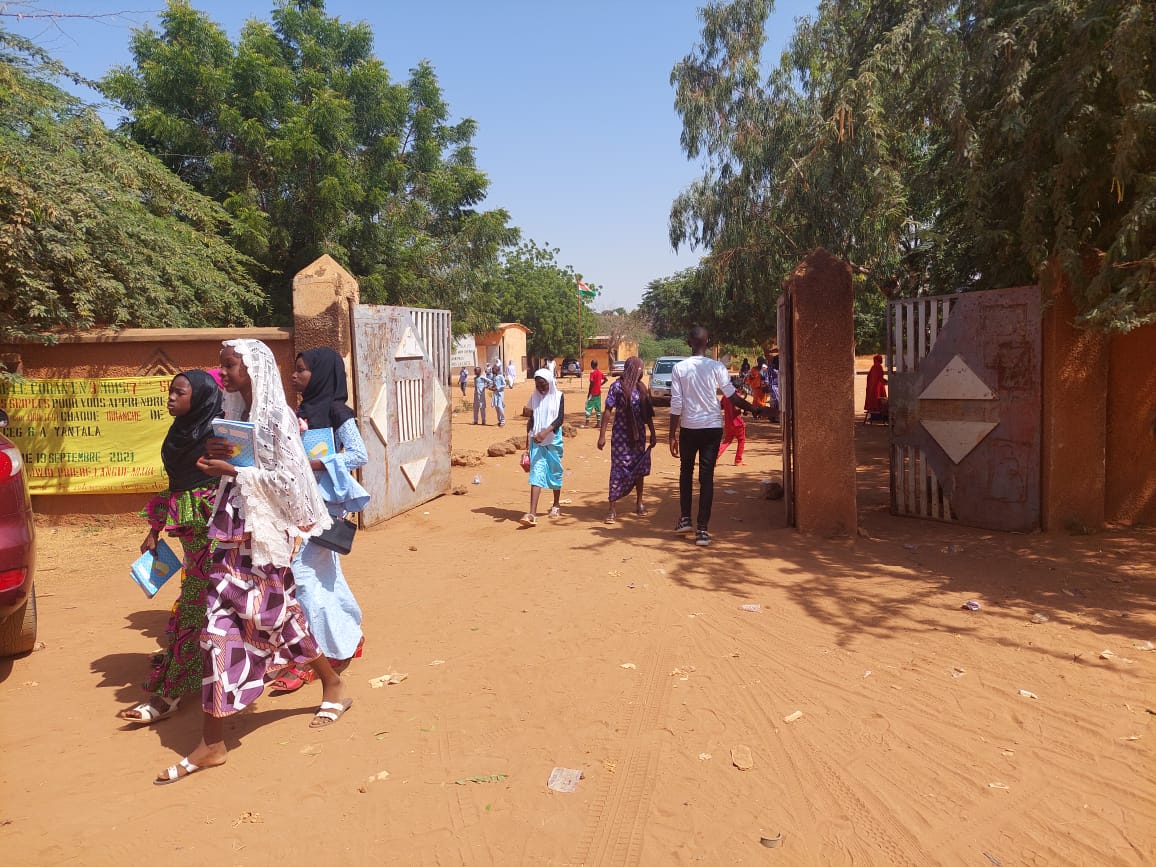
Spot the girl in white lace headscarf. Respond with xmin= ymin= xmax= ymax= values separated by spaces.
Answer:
xmin=153 ymin=339 xmax=352 ymax=786
xmin=218 ymin=338 xmax=331 ymax=567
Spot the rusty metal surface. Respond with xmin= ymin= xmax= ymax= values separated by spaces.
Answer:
xmin=889 ymin=286 xmax=1041 ymax=531
xmin=351 ymin=305 xmax=452 ymax=526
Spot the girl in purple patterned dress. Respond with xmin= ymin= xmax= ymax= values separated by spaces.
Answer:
xmin=596 ymin=357 xmax=657 ymax=522
xmin=119 ymin=371 xmax=221 ymax=725
xmin=155 ymin=340 xmax=351 ymax=785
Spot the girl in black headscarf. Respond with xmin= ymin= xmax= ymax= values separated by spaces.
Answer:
xmin=119 ymin=370 xmax=223 ymax=724
xmin=270 ymin=348 xmax=369 ymax=692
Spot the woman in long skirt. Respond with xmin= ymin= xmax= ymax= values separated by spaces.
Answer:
xmin=597 ymin=357 xmax=657 ymax=522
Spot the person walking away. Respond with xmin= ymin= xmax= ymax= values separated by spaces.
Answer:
xmin=473 ymin=365 xmax=491 ymax=425
xmin=864 ymin=354 xmax=888 ymax=423
xmin=670 ymin=327 xmax=761 ymax=546
xmin=119 ymin=371 xmax=223 ymax=724
xmin=585 ymin=359 xmax=605 ymax=426
xmin=458 ymin=366 xmax=469 ymax=397
xmin=491 ymin=367 xmax=507 ymax=426
xmin=746 ymin=362 xmax=767 ymax=410
xmin=546 ymin=358 xmax=556 ymax=375
xmin=718 ymin=391 xmax=747 ymax=465
xmin=158 ymin=339 xmax=351 ymax=784
xmin=506 ymin=358 xmax=517 ymax=387
xmin=597 ymin=357 xmax=656 ymax=522
xmin=272 ymin=348 xmax=370 ymax=692
xmin=519 ymin=368 xmax=565 ymax=526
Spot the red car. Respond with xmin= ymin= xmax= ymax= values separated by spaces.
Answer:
xmin=0 ymin=409 xmax=36 ymax=656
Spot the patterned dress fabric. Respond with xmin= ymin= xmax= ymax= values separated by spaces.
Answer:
xmin=140 ymin=485 xmax=217 ymax=699
xmin=604 ymin=380 xmax=653 ymax=502
xmin=201 ymin=481 xmax=319 ymax=717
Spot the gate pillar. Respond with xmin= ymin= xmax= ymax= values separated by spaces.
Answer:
xmin=292 ymin=255 xmax=360 ymax=399
xmin=782 ymin=249 xmax=857 ymax=536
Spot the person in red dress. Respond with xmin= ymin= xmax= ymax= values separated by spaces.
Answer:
xmin=864 ymin=354 xmax=889 ymax=424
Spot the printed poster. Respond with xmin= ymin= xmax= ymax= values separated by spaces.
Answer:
xmin=0 ymin=376 xmax=172 ymax=494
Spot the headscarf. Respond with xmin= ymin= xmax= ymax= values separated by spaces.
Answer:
xmin=296 ymin=348 xmax=357 ymax=432
xmin=529 ymin=368 xmax=562 ymax=436
xmin=619 ymin=356 xmax=653 ymax=448
xmin=160 ymin=369 xmax=222 ymax=492
xmin=221 ymin=339 xmax=331 ymax=567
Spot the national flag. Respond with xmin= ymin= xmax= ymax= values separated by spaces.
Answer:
xmin=577 ymin=280 xmax=596 ymax=300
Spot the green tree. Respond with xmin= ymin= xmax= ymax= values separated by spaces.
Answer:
xmin=637 ymin=269 xmax=698 ymax=339
xmin=669 ymin=0 xmax=1155 ymax=338
xmin=102 ymin=0 xmax=516 ymax=326
xmin=0 ymin=30 xmax=265 ymax=342
xmin=594 ymin=309 xmax=648 ymax=361
xmin=491 ymin=241 xmax=597 ymax=359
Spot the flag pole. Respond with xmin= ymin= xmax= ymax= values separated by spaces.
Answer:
xmin=577 ymin=281 xmax=582 ymax=374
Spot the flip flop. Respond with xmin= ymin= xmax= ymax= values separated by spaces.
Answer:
xmin=518 ymin=514 xmax=537 ymax=527
xmin=548 ymin=506 xmax=561 ymax=518
xmin=154 ymin=756 xmax=221 ymax=785
xmin=119 ymin=695 xmax=179 ymax=725
xmin=310 ymin=697 xmax=354 ymax=728
xmin=604 ymin=514 xmax=617 ymax=524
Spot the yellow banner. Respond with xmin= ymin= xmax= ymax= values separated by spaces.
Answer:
xmin=0 ymin=376 xmax=173 ymax=494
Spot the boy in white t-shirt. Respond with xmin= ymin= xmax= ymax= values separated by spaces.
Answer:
xmin=669 ymin=326 xmax=762 ymax=546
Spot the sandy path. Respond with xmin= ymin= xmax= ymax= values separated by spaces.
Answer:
xmin=1 ymin=373 xmax=1153 ymax=866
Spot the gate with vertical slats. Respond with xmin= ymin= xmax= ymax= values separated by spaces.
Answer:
xmin=888 ymin=286 xmax=1041 ymax=531
xmin=351 ymin=305 xmax=452 ymax=526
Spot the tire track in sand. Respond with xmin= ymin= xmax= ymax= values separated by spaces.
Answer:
xmin=574 ymin=641 xmax=674 ymax=867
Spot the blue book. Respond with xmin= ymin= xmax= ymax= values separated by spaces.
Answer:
xmin=211 ymin=419 xmax=256 ymax=468
xmin=301 ymin=427 xmax=337 ymax=461
xmin=129 ymin=538 xmax=183 ymax=598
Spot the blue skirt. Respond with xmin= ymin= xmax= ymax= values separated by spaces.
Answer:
xmin=529 ymin=433 xmax=564 ymax=490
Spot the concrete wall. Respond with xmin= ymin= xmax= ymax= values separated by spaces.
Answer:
xmin=1040 ymin=265 xmax=1156 ymax=529
xmin=785 ymin=249 xmax=857 ymax=537
xmin=0 ymin=328 xmax=295 ymax=516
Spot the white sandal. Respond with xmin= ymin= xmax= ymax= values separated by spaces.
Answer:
xmin=154 ymin=756 xmax=213 ymax=785
xmin=310 ymin=697 xmax=354 ymax=728
xmin=119 ymin=695 xmax=179 ymax=725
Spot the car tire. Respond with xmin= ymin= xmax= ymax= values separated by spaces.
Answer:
xmin=0 ymin=584 xmax=36 ymax=657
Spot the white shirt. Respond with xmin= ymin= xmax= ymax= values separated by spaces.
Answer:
xmin=670 ymin=355 xmax=735 ymax=429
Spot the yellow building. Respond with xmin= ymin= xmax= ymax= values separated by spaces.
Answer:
xmin=473 ymin=323 xmax=531 ymax=378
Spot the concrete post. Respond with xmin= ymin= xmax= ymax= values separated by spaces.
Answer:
xmin=786 ymin=249 xmax=857 ymax=536
xmin=292 ymin=254 xmax=360 ymax=403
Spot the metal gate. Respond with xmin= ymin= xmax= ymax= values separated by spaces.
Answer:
xmin=351 ymin=305 xmax=452 ymax=526
xmin=888 ymin=286 xmax=1041 ymax=531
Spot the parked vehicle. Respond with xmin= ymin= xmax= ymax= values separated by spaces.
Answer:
xmin=648 ymin=356 xmax=686 ymax=406
xmin=0 ymin=409 xmax=36 ymax=656
xmin=559 ymin=358 xmax=582 ymax=378
xmin=609 ymin=359 xmax=626 ymax=377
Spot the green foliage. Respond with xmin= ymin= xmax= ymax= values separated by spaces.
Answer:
xmin=637 ymin=334 xmax=690 ymax=364
xmin=669 ymin=0 xmax=1155 ymax=337
xmin=102 ymin=0 xmax=516 ymax=325
xmin=637 ymin=269 xmax=698 ymax=339
xmin=490 ymin=241 xmax=598 ymax=358
xmin=0 ymin=29 xmax=265 ymax=341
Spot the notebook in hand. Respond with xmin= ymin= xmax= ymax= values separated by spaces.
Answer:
xmin=211 ymin=419 xmax=256 ymax=467
xmin=129 ymin=538 xmax=183 ymax=598
xmin=301 ymin=427 xmax=337 ymax=460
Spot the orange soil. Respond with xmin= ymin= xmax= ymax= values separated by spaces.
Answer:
xmin=1 ymin=370 xmax=1153 ymax=866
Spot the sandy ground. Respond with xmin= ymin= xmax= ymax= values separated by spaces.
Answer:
xmin=2 ymin=370 xmax=1154 ymax=866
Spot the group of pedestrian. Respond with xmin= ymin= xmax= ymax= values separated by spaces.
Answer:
xmin=120 ymin=340 xmax=367 ymax=785
xmin=515 ymin=327 xmax=762 ymax=546
xmin=739 ymin=355 xmax=780 ymax=422
xmin=466 ymin=360 xmax=517 ymax=426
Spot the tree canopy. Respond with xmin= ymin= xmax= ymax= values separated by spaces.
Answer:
xmin=0 ymin=29 xmax=265 ymax=342
xmin=489 ymin=241 xmax=598 ymax=359
xmin=102 ymin=0 xmax=517 ymax=328
xmin=667 ymin=0 xmax=1154 ymax=342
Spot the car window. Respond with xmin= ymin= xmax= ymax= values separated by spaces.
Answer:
xmin=653 ymin=360 xmax=677 ymax=374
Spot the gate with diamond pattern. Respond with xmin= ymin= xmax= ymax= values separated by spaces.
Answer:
xmin=351 ymin=305 xmax=452 ymax=527
xmin=887 ymin=286 xmax=1041 ymax=531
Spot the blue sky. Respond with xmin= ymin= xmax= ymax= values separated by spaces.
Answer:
xmin=8 ymin=0 xmax=816 ymax=311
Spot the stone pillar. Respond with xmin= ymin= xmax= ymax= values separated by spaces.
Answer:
xmin=786 ymin=249 xmax=857 ymax=536
xmin=1040 ymin=264 xmax=1108 ymax=531
xmin=292 ymin=254 xmax=360 ymax=402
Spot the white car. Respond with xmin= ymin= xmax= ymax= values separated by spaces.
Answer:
xmin=648 ymin=356 xmax=685 ymax=406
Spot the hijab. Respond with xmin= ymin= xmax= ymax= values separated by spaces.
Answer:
xmin=296 ymin=348 xmax=357 ymax=431
xmin=221 ymin=339 xmax=331 ymax=568
xmin=529 ymin=368 xmax=562 ymax=435
xmin=619 ymin=356 xmax=653 ymax=448
xmin=160 ymin=370 xmax=222 ymax=492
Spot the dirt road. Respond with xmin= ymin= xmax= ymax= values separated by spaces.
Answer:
xmin=2 ymin=373 xmax=1153 ymax=866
